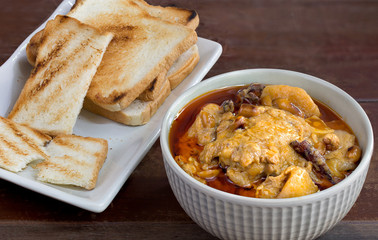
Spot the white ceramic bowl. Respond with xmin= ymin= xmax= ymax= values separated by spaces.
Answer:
xmin=160 ymin=69 xmax=374 ymax=240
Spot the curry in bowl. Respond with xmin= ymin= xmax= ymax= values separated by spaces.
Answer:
xmin=170 ymin=83 xmax=361 ymax=198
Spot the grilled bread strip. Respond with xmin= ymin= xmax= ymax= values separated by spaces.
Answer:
xmin=36 ymin=134 xmax=108 ymax=190
xmin=8 ymin=15 xmax=113 ymax=136
xmin=66 ymin=0 xmax=197 ymax=112
xmin=83 ymin=76 xmax=171 ymax=125
xmin=0 ymin=116 xmax=51 ymax=172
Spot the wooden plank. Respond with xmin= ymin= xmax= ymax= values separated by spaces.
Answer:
xmin=0 ymin=221 xmax=376 ymax=240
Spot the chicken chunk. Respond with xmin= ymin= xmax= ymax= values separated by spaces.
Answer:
xmin=187 ymin=103 xmax=222 ymax=145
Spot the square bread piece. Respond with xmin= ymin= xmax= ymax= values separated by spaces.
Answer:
xmin=36 ymin=134 xmax=108 ymax=190
xmin=0 ymin=116 xmax=51 ymax=172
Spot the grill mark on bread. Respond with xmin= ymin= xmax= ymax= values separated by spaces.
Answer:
xmin=51 ymin=135 xmax=97 ymax=156
xmin=0 ymin=116 xmax=52 ymax=171
xmin=29 ymin=33 xmax=77 ymax=97
xmin=30 ymin=37 xmax=93 ymax=121
xmin=39 ymin=159 xmax=84 ymax=180
xmin=46 ymin=41 xmax=100 ymax=126
xmin=0 ymin=136 xmax=28 ymax=157
xmin=0 ymin=117 xmax=50 ymax=169
xmin=38 ymin=15 xmax=69 ymax=52
xmin=27 ymin=126 xmax=52 ymax=142
xmin=0 ymin=147 xmax=12 ymax=166
xmin=31 ymin=39 xmax=65 ymax=78
xmin=6 ymin=119 xmax=50 ymax=159
xmin=30 ymin=18 xmax=96 ymax=101
xmin=0 ymin=119 xmax=29 ymax=157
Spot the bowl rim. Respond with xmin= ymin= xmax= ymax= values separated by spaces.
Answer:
xmin=160 ymin=68 xmax=374 ymax=206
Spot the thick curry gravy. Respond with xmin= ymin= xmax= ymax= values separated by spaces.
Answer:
xmin=169 ymin=85 xmax=357 ymax=198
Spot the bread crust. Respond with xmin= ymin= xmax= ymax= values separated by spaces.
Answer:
xmin=138 ymin=69 xmax=168 ymax=101
xmin=26 ymin=30 xmax=43 ymax=66
xmin=168 ymin=44 xmax=200 ymax=90
xmin=132 ymin=0 xmax=199 ymax=30
xmin=83 ymin=78 xmax=171 ymax=125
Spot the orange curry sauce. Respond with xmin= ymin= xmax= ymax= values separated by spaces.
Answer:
xmin=169 ymin=85 xmax=353 ymax=197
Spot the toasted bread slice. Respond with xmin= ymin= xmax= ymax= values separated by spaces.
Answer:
xmin=83 ymin=77 xmax=171 ymax=125
xmin=8 ymin=15 xmax=113 ymax=136
xmin=67 ymin=0 xmax=197 ymax=111
xmin=167 ymin=44 xmax=199 ymax=90
xmin=0 ymin=116 xmax=51 ymax=172
xmin=138 ymin=44 xmax=199 ymax=100
xmin=26 ymin=1 xmax=199 ymax=68
xmin=36 ymin=134 xmax=108 ymax=190
xmin=132 ymin=0 xmax=199 ymax=30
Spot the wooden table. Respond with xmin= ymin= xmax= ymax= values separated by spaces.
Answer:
xmin=0 ymin=0 xmax=377 ymax=239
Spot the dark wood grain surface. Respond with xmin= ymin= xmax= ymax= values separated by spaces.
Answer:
xmin=0 ymin=0 xmax=377 ymax=239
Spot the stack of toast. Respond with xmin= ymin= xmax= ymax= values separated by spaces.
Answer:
xmin=26 ymin=0 xmax=200 ymax=125
xmin=0 ymin=0 xmax=200 ymax=190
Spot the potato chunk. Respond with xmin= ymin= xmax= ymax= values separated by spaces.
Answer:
xmin=277 ymin=166 xmax=318 ymax=198
xmin=256 ymin=166 xmax=318 ymax=199
xmin=261 ymin=85 xmax=320 ymax=118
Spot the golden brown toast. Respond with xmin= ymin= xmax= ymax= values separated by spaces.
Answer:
xmin=83 ymin=76 xmax=171 ymax=125
xmin=26 ymin=0 xmax=199 ymax=68
xmin=0 ymin=117 xmax=108 ymax=189
xmin=66 ymin=0 xmax=197 ymax=111
xmin=136 ymin=44 xmax=199 ymax=101
xmin=36 ymin=134 xmax=108 ymax=190
xmin=0 ymin=116 xmax=51 ymax=172
xmin=8 ymin=15 xmax=113 ymax=135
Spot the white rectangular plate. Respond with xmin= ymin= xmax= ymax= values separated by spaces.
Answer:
xmin=0 ymin=0 xmax=222 ymax=212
